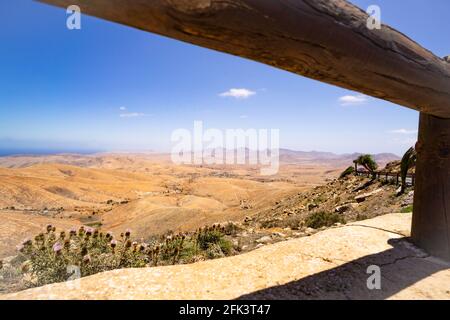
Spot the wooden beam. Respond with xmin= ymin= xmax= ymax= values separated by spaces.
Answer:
xmin=39 ymin=0 xmax=450 ymax=118
xmin=412 ymin=113 xmax=450 ymax=260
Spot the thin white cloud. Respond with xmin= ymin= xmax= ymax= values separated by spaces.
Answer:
xmin=119 ymin=106 xmax=127 ymax=111
xmin=119 ymin=112 xmax=149 ymax=118
xmin=338 ymin=94 xmax=368 ymax=106
xmin=389 ymin=129 xmax=418 ymax=135
xmin=219 ymin=88 xmax=256 ymax=99
xmin=390 ymin=137 xmax=417 ymax=145
xmin=239 ymin=115 xmax=248 ymax=119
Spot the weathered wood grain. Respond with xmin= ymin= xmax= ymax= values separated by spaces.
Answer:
xmin=412 ymin=113 xmax=450 ymax=260
xmin=39 ymin=0 xmax=450 ymax=118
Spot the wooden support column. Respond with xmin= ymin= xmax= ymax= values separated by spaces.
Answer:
xmin=412 ymin=113 xmax=450 ymax=260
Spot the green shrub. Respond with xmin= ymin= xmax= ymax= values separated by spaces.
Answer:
xmin=222 ymin=222 xmax=241 ymax=236
xmin=339 ymin=166 xmax=355 ymax=179
xmin=218 ymin=238 xmax=233 ymax=255
xmin=196 ymin=225 xmax=231 ymax=251
xmin=305 ymin=211 xmax=345 ymax=229
xmin=206 ymin=243 xmax=225 ymax=259
xmin=401 ymin=205 xmax=413 ymax=213
xmin=356 ymin=213 xmax=368 ymax=221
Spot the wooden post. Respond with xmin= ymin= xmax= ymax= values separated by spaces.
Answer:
xmin=411 ymin=113 xmax=450 ymax=260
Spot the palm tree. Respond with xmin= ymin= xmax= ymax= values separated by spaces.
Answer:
xmin=400 ymin=147 xmax=417 ymax=194
xmin=354 ymin=154 xmax=378 ymax=179
xmin=339 ymin=166 xmax=355 ymax=179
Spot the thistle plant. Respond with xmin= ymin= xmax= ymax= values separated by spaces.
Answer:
xmin=17 ymin=225 xmax=148 ymax=287
xmin=17 ymin=223 xmax=234 ymax=287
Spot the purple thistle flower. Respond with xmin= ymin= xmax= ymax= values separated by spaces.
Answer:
xmin=52 ymin=242 xmax=63 ymax=253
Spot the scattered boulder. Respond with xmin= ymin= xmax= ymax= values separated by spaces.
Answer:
xmin=256 ymin=236 xmax=272 ymax=244
xmin=335 ymin=205 xmax=350 ymax=213
xmin=355 ymin=188 xmax=383 ymax=203
xmin=272 ymin=232 xmax=286 ymax=238
xmin=335 ymin=202 xmax=359 ymax=213
xmin=401 ymin=191 xmax=414 ymax=207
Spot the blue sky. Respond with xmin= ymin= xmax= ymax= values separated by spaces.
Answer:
xmin=1 ymin=0 xmax=449 ymax=156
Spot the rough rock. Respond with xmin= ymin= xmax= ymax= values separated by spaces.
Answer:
xmin=335 ymin=205 xmax=349 ymax=213
xmin=401 ymin=191 xmax=414 ymax=207
xmin=334 ymin=203 xmax=358 ymax=213
xmin=355 ymin=188 xmax=383 ymax=203
xmin=255 ymin=236 xmax=272 ymax=244
xmin=272 ymin=232 xmax=286 ymax=238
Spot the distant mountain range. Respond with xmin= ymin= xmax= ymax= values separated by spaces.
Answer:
xmin=278 ymin=149 xmax=400 ymax=166
xmin=0 ymin=149 xmax=400 ymax=169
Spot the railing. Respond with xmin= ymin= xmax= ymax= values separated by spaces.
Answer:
xmin=355 ymin=170 xmax=415 ymax=186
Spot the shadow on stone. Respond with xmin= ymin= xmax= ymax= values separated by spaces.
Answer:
xmin=237 ymin=238 xmax=449 ymax=300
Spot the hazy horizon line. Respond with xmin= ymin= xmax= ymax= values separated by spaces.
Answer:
xmin=0 ymin=147 xmax=401 ymax=158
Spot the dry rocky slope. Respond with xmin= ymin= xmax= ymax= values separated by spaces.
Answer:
xmin=2 ymin=213 xmax=449 ymax=300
